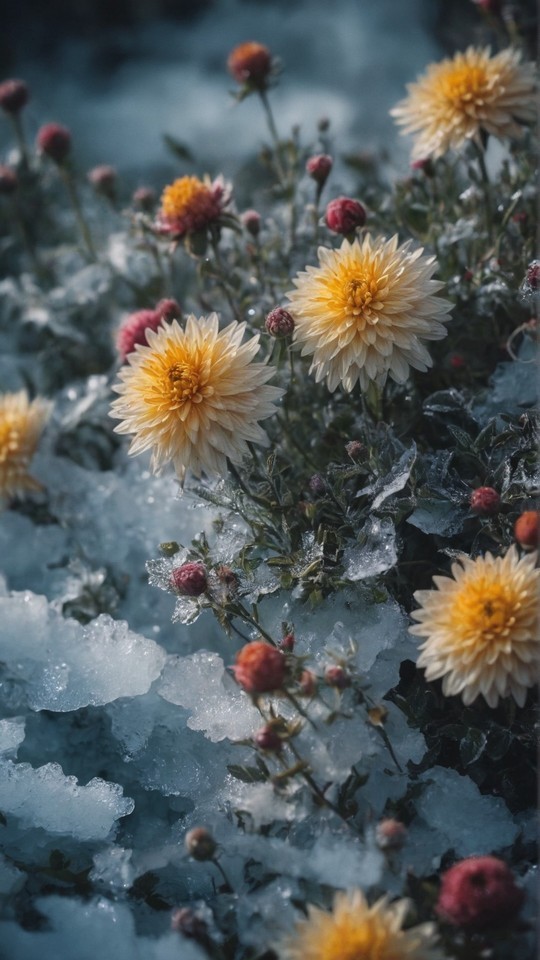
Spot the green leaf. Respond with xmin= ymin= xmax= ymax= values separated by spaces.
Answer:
xmin=459 ymin=728 xmax=487 ymax=766
xmin=227 ymin=764 xmax=267 ymax=784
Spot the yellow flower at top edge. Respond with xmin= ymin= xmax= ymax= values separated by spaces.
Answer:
xmin=286 ymin=235 xmax=452 ymax=393
xmin=157 ymin=174 xmax=231 ymax=237
xmin=110 ymin=313 xmax=283 ymax=483
xmin=0 ymin=391 xmax=52 ymax=502
xmin=410 ymin=546 xmax=540 ymax=708
xmin=391 ymin=46 xmax=536 ymax=161
xmin=279 ymin=890 xmax=443 ymax=960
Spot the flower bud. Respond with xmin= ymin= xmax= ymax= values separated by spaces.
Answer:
xmin=325 ymin=196 xmax=366 ymax=235
xmin=299 ymin=669 xmax=317 ymax=697
xmin=324 ymin=665 xmax=350 ymax=689
xmin=345 ymin=440 xmax=364 ymax=461
xmin=472 ymin=0 xmax=501 ymax=13
xmin=436 ymin=856 xmax=524 ymax=929
xmin=0 ymin=165 xmax=18 ymax=195
xmin=233 ymin=641 xmax=286 ymax=694
xmin=185 ymin=827 xmax=217 ymax=861
xmin=265 ymin=307 xmax=295 ymax=338
xmin=469 ymin=486 xmax=500 ymax=515
xmin=155 ymin=298 xmax=181 ymax=323
xmin=116 ymin=308 xmax=164 ymax=361
xmin=411 ymin=157 xmax=435 ymax=177
xmin=449 ymin=353 xmax=465 ymax=369
xmin=524 ymin=260 xmax=540 ymax=291
xmin=254 ymin=724 xmax=282 ymax=751
xmin=376 ymin=818 xmax=407 ymax=851
xmin=0 ymin=78 xmax=29 ymax=115
xmin=306 ymin=154 xmax=333 ymax=186
xmin=133 ymin=186 xmax=157 ymax=210
xmin=241 ymin=209 xmax=261 ymax=236
xmin=36 ymin=123 xmax=71 ymax=164
xmin=171 ymin=907 xmax=208 ymax=939
xmin=170 ymin=562 xmax=207 ymax=597
xmin=216 ymin=565 xmax=240 ymax=591
xmin=227 ymin=41 xmax=272 ymax=88
xmin=308 ymin=474 xmax=326 ymax=498
xmin=280 ymin=633 xmax=295 ymax=652
xmin=514 ymin=510 xmax=540 ymax=549
xmin=87 ymin=164 xmax=117 ymax=199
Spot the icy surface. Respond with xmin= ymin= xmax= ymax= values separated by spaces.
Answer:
xmin=0 ymin=592 xmax=166 ymax=711
xmin=343 ymin=517 xmax=397 ymax=580
xmin=0 ymin=717 xmax=26 ymax=757
xmin=0 ymin=762 xmax=133 ymax=840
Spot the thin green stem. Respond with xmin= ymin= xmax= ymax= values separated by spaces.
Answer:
xmin=472 ymin=140 xmax=494 ymax=243
xmin=210 ymin=235 xmax=242 ymax=322
xmin=258 ymin=89 xmax=287 ymax=186
xmin=10 ymin=114 xmax=29 ymax=170
xmin=60 ymin=168 xmax=97 ymax=260
xmin=211 ymin=857 xmax=234 ymax=893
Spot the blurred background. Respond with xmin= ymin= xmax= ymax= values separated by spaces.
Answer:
xmin=1 ymin=0 xmax=536 ymax=187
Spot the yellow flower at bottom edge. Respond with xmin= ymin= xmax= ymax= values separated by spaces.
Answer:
xmin=391 ymin=46 xmax=536 ymax=161
xmin=110 ymin=314 xmax=283 ymax=483
xmin=0 ymin=391 xmax=52 ymax=502
xmin=286 ymin=235 xmax=452 ymax=393
xmin=410 ymin=546 xmax=539 ymax=708
xmin=279 ymin=890 xmax=443 ymax=960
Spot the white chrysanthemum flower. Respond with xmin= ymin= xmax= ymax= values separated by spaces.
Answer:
xmin=0 ymin=391 xmax=52 ymax=502
xmin=110 ymin=314 xmax=283 ymax=482
xmin=391 ymin=46 xmax=537 ymax=161
xmin=410 ymin=546 xmax=540 ymax=708
xmin=286 ymin=235 xmax=452 ymax=392
xmin=280 ymin=890 xmax=443 ymax=960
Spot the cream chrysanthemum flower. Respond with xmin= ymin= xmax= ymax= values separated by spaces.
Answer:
xmin=110 ymin=314 xmax=283 ymax=482
xmin=280 ymin=890 xmax=443 ymax=960
xmin=286 ymin=235 xmax=452 ymax=392
xmin=0 ymin=391 xmax=51 ymax=501
xmin=391 ymin=46 xmax=537 ymax=161
xmin=410 ymin=547 xmax=540 ymax=708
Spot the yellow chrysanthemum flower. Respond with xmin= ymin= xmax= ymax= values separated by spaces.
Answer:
xmin=391 ymin=46 xmax=536 ymax=161
xmin=0 ymin=391 xmax=51 ymax=502
xmin=280 ymin=890 xmax=442 ymax=960
xmin=157 ymin=174 xmax=230 ymax=237
xmin=110 ymin=314 xmax=283 ymax=482
xmin=410 ymin=546 xmax=540 ymax=708
xmin=286 ymin=235 xmax=452 ymax=392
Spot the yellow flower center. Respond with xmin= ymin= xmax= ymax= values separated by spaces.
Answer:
xmin=294 ymin=910 xmax=404 ymax=960
xmin=0 ymin=421 xmax=24 ymax=465
xmin=346 ymin=276 xmax=384 ymax=323
xmin=450 ymin=576 xmax=523 ymax=645
xmin=167 ymin=361 xmax=201 ymax=405
xmin=438 ymin=63 xmax=490 ymax=110
xmin=161 ymin=176 xmax=212 ymax=219
xmin=320 ymin=257 xmax=389 ymax=330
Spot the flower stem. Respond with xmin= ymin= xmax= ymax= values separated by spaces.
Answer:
xmin=10 ymin=114 xmax=29 ymax=170
xmin=60 ymin=167 xmax=97 ymax=260
xmin=209 ymin=234 xmax=242 ymax=322
xmin=258 ymin=89 xmax=287 ymax=186
xmin=211 ymin=857 xmax=234 ymax=893
xmin=472 ymin=139 xmax=493 ymax=243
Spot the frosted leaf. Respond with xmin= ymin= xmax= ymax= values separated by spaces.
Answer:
xmin=90 ymin=847 xmax=135 ymax=892
xmin=473 ymin=339 xmax=537 ymax=421
xmin=146 ymin=553 xmax=188 ymax=592
xmin=343 ymin=517 xmax=397 ymax=580
xmin=407 ymin=498 xmax=465 ymax=536
xmin=108 ymin=232 xmax=160 ymax=287
xmin=0 ymin=718 xmax=25 ymax=757
xmin=158 ymin=652 xmax=259 ymax=742
xmin=292 ymin=531 xmax=324 ymax=577
xmin=0 ymin=761 xmax=133 ymax=840
xmin=171 ymin=594 xmax=201 ymax=625
xmin=355 ymin=445 xmax=416 ymax=510
xmin=241 ymin=562 xmax=280 ymax=604
xmin=225 ymin=779 xmax=303 ymax=827
xmin=0 ymin=592 xmax=166 ymax=711
xmin=211 ymin=517 xmax=251 ymax=564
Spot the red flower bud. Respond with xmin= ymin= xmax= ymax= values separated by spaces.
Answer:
xmin=0 ymin=78 xmax=29 ymax=114
xmin=299 ymin=669 xmax=317 ymax=697
xmin=170 ymin=562 xmax=208 ymax=597
xmin=185 ymin=827 xmax=217 ymax=861
xmin=436 ymin=856 xmax=524 ymax=929
xmin=116 ymin=309 xmax=165 ymax=361
xmin=280 ymin=633 xmax=295 ymax=652
xmin=345 ymin=440 xmax=364 ymax=460
xmin=449 ymin=353 xmax=465 ymax=369
xmin=376 ymin=818 xmax=408 ymax=850
xmin=469 ymin=486 xmax=501 ymax=515
xmin=254 ymin=725 xmax=282 ymax=751
xmin=87 ymin=164 xmax=117 ymax=198
xmin=227 ymin=42 xmax=272 ymax=88
xmin=233 ymin=641 xmax=285 ymax=694
xmin=265 ymin=307 xmax=295 ymax=338
xmin=514 ymin=510 xmax=540 ymax=549
xmin=324 ymin=665 xmax=350 ymax=689
xmin=325 ymin=196 xmax=366 ymax=235
xmin=241 ymin=209 xmax=261 ymax=236
xmin=306 ymin=154 xmax=333 ymax=186
xmin=155 ymin=298 xmax=181 ymax=323
xmin=37 ymin=123 xmax=71 ymax=164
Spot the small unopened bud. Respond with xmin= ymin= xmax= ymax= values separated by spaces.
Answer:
xmin=376 ymin=818 xmax=407 ymax=851
xmin=306 ymin=154 xmax=333 ymax=187
xmin=472 ymin=0 xmax=501 ymax=13
xmin=524 ymin=260 xmax=540 ymax=291
xmin=159 ymin=541 xmax=180 ymax=557
xmin=216 ymin=565 xmax=239 ymax=591
xmin=469 ymin=486 xmax=500 ymax=515
xmin=227 ymin=41 xmax=272 ymax=88
xmin=449 ymin=353 xmax=465 ymax=369
xmin=155 ymin=298 xmax=181 ymax=323
xmin=133 ymin=186 xmax=157 ymax=210
xmin=0 ymin=78 xmax=29 ymax=115
xmin=185 ymin=827 xmax=217 ymax=861
xmin=280 ymin=633 xmax=295 ymax=652
xmin=171 ymin=907 xmax=208 ymax=939
xmin=233 ymin=641 xmax=286 ymax=694
xmin=265 ymin=307 xmax=295 ymax=338
xmin=254 ymin=724 xmax=282 ymax=751
xmin=325 ymin=196 xmax=366 ymax=236
xmin=116 ymin=308 xmax=165 ymax=360
xmin=241 ymin=209 xmax=261 ymax=236
xmin=170 ymin=562 xmax=208 ymax=597
xmin=87 ymin=164 xmax=117 ymax=199
xmin=308 ymin=474 xmax=326 ymax=498
xmin=325 ymin=665 xmax=350 ymax=689
xmin=0 ymin=165 xmax=18 ymax=195
xmin=411 ymin=157 xmax=435 ymax=177
xmin=345 ymin=440 xmax=364 ymax=461
xmin=514 ymin=510 xmax=540 ymax=549
xmin=37 ymin=123 xmax=71 ymax=164
xmin=299 ymin=669 xmax=317 ymax=697
xmin=436 ymin=856 xmax=524 ymax=929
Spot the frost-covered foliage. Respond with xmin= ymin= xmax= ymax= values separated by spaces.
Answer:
xmin=0 ymin=9 xmax=538 ymax=960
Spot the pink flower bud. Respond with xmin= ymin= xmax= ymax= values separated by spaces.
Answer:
xmin=241 ymin=209 xmax=261 ymax=236
xmin=233 ymin=641 xmax=286 ymax=694
xmin=345 ymin=440 xmax=364 ymax=460
xmin=280 ymin=633 xmax=295 ymax=652
xmin=0 ymin=78 xmax=29 ymax=114
xmin=227 ymin=42 xmax=272 ymax=87
xmin=436 ymin=856 xmax=524 ymax=929
xmin=155 ymin=298 xmax=181 ymax=323
xmin=133 ymin=186 xmax=157 ymax=210
xmin=376 ymin=818 xmax=408 ymax=850
xmin=299 ymin=669 xmax=317 ymax=697
xmin=87 ymin=164 xmax=117 ymax=198
xmin=170 ymin=562 xmax=207 ymax=597
xmin=37 ymin=123 xmax=71 ymax=164
xmin=185 ymin=827 xmax=217 ymax=861
xmin=324 ymin=665 xmax=350 ymax=689
xmin=265 ymin=307 xmax=295 ymax=338
xmin=116 ymin=309 xmax=164 ymax=361
xmin=306 ymin=154 xmax=333 ymax=186
xmin=254 ymin=725 xmax=282 ymax=751
xmin=469 ymin=486 xmax=500 ymax=515
xmin=309 ymin=474 xmax=326 ymax=498
xmin=325 ymin=196 xmax=366 ymax=235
